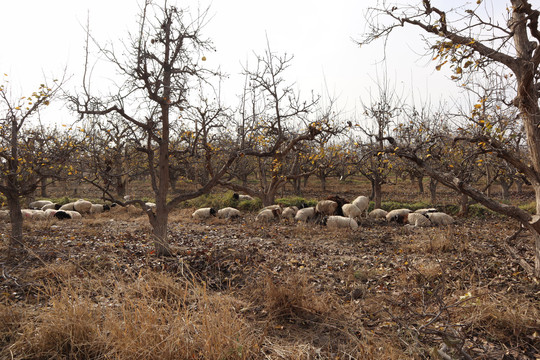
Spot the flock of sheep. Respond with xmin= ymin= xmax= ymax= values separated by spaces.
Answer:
xmin=192 ymin=194 xmax=455 ymax=230
xmin=0 ymin=199 xmax=116 ymax=222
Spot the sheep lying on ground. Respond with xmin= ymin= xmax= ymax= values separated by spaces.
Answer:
xmin=90 ymin=204 xmax=113 ymax=214
xmin=414 ymin=208 xmax=438 ymax=215
xmin=369 ymin=208 xmax=388 ymax=219
xmin=42 ymin=203 xmax=61 ymax=211
xmin=29 ymin=200 xmax=53 ymax=210
xmin=295 ymin=207 xmax=316 ymax=222
xmin=59 ymin=202 xmax=75 ymax=211
xmin=192 ymin=207 xmax=217 ymax=220
xmin=386 ymin=208 xmax=412 ymax=224
xmin=217 ymin=207 xmax=241 ymax=219
xmin=74 ymin=199 xmax=92 ymax=214
xmin=425 ymin=212 xmax=455 ymax=225
xmin=325 ymin=215 xmax=359 ymax=230
xmin=352 ymin=196 xmax=370 ymax=217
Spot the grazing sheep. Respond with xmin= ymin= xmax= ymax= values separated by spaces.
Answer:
xmin=192 ymin=207 xmax=217 ymax=220
xmin=325 ymin=195 xmax=348 ymax=216
xmin=406 ymin=212 xmax=432 ymax=227
xmin=369 ymin=208 xmax=388 ymax=219
xmin=425 ymin=212 xmax=455 ymax=225
xmin=386 ymin=208 xmax=412 ymax=223
xmin=342 ymin=203 xmax=362 ymax=220
xmin=255 ymin=208 xmax=280 ymax=222
xmin=294 ymin=207 xmax=316 ymax=222
xmin=414 ymin=208 xmax=438 ymax=215
xmin=74 ymin=199 xmax=92 ymax=214
xmin=352 ymin=196 xmax=370 ymax=217
xmin=217 ymin=207 xmax=241 ymax=219
xmin=281 ymin=206 xmax=298 ymax=220
xmin=325 ymin=215 xmax=359 ymax=230
xmin=233 ymin=193 xmax=254 ymax=201
xmin=29 ymin=200 xmax=53 ymax=209
xmin=67 ymin=210 xmax=82 ymax=219
xmin=315 ymin=200 xmax=339 ymax=216
xmin=41 ymin=203 xmax=61 ymax=211
xmin=145 ymin=202 xmax=157 ymax=210
xmin=59 ymin=202 xmax=75 ymax=211
xmin=261 ymin=204 xmax=283 ymax=212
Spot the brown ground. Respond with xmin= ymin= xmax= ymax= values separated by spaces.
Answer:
xmin=0 ymin=180 xmax=539 ymax=359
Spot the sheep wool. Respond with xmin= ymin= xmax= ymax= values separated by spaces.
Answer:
xmin=192 ymin=207 xmax=217 ymax=220
xmin=74 ymin=199 xmax=93 ymax=214
xmin=386 ymin=208 xmax=412 ymax=223
xmin=352 ymin=196 xmax=370 ymax=217
xmin=407 ymin=212 xmax=432 ymax=227
xmin=326 ymin=215 xmax=359 ymax=230
xmin=41 ymin=203 xmax=61 ymax=211
xmin=217 ymin=207 xmax=241 ymax=219
xmin=426 ymin=212 xmax=454 ymax=225
xmin=59 ymin=202 xmax=75 ymax=211
xmin=281 ymin=206 xmax=298 ymax=220
xmin=238 ymin=194 xmax=254 ymax=201
xmin=315 ymin=200 xmax=338 ymax=216
xmin=369 ymin=208 xmax=388 ymax=219
xmin=90 ymin=204 xmax=112 ymax=214
xmin=294 ymin=207 xmax=316 ymax=222
xmin=414 ymin=208 xmax=438 ymax=215
xmin=29 ymin=200 xmax=53 ymax=209
xmin=67 ymin=211 xmax=82 ymax=219
xmin=342 ymin=203 xmax=362 ymax=220
xmin=256 ymin=208 xmax=280 ymax=222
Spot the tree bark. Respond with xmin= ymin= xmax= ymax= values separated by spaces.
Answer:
xmin=6 ymin=194 xmax=23 ymax=250
xmin=429 ymin=178 xmax=438 ymax=204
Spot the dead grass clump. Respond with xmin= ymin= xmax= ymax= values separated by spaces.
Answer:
xmin=0 ymin=303 xmax=24 ymax=351
xmin=464 ymin=293 xmax=540 ymax=345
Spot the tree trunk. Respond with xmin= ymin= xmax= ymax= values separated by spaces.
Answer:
xmin=6 ymin=194 xmax=23 ymax=250
xmin=303 ymin=174 xmax=310 ymax=188
xmin=500 ymin=181 xmax=511 ymax=201
xmin=459 ymin=193 xmax=469 ymax=216
xmin=320 ymin=176 xmax=327 ymax=192
xmin=40 ymin=177 xmax=47 ymax=197
xmin=516 ymin=179 xmax=523 ymax=194
xmin=429 ymin=178 xmax=438 ymax=204
xmin=150 ymin=208 xmax=171 ymax=256
xmin=417 ymin=175 xmax=424 ymax=194
xmin=373 ymin=180 xmax=382 ymax=209
xmin=293 ymin=178 xmax=302 ymax=195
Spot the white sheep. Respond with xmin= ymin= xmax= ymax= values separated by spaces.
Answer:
xmin=44 ymin=209 xmax=72 ymax=220
xmin=325 ymin=215 xmax=359 ymax=230
xmin=261 ymin=204 xmax=283 ymax=212
xmin=21 ymin=209 xmax=37 ymax=220
xmin=67 ymin=210 xmax=82 ymax=219
xmin=59 ymin=202 xmax=75 ymax=211
xmin=192 ymin=207 xmax=217 ymax=220
xmin=386 ymin=208 xmax=412 ymax=223
xmin=406 ymin=212 xmax=432 ymax=227
xmin=255 ymin=208 xmax=280 ymax=222
xmin=425 ymin=212 xmax=454 ymax=225
xmin=29 ymin=200 xmax=52 ymax=209
xmin=294 ymin=207 xmax=316 ymax=222
xmin=315 ymin=200 xmax=338 ymax=216
xmin=90 ymin=204 xmax=114 ymax=214
xmin=217 ymin=207 xmax=241 ymax=219
xmin=74 ymin=199 xmax=92 ymax=214
xmin=369 ymin=208 xmax=388 ymax=219
xmin=414 ymin=208 xmax=438 ymax=215
xmin=352 ymin=196 xmax=370 ymax=217
xmin=281 ymin=206 xmax=298 ymax=220
xmin=342 ymin=203 xmax=362 ymax=220
xmin=239 ymin=194 xmax=253 ymax=201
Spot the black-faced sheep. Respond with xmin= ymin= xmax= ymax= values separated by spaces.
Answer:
xmin=217 ymin=207 xmax=241 ymax=219
xmin=54 ymin=210 xmax=72 ymax=220
xmin=352 ymin=196 xmax=370 ymax=217
xmin=325 ymin=215 xmax=359 ymax=230
xmin=386 ymin=208 xmax=412 ymax=223
xmin=414 ymin=208 xmax=438 ymax=215
xmin=325 ymin=195 xmax=348 ymax=216
xmin=192 ymin=207 xmax=217 ymax=220
xmin=369 ymin=208 xmax=388 ymax=219
xmin=41 ymin=203 xmax=61 ymax=211
xmin=29 ymin=200 xmax=53 ymax=209
xmin=425 ymin=212 xmax=454 ymax=225
xmin=294 ymin=207 xmax=316 ymax=222
xmin=315 ymin=200 xmax=339 ymax=216
xmin=90 ymin=204 xmax=113 ymax=214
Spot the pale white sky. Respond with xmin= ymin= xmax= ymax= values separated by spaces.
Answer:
xmin=0 ymin=0 xmax=509 ymax=125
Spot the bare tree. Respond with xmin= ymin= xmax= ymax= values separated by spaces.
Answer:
xmin=360 ymin=0 xmax=540 ymax=276
xmin=71 ymin=2 xmax=237 ymax=256
xmin=0 ymin=77 xmax=69 ymax=252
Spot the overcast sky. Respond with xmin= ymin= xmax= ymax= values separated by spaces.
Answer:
xmin=0 ymin=0 xmax=508 ymax=125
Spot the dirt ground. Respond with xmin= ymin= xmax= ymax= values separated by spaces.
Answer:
xmin=1 ymin=181 xmax=539 ymax=359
